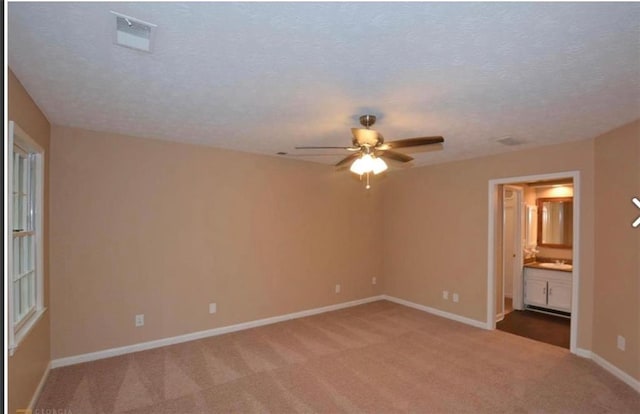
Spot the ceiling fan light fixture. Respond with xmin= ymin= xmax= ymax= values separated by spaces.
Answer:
xmin=349 ymin=155 xmax=368 ymax=175
xmin=372 ymin=157 xmax=388 ymax=174
xmin=349 ymin=154 xmax=387 ymax=176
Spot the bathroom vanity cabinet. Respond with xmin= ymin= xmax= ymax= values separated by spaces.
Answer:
xmin=524 ymin=267 xmax=572 ymax=314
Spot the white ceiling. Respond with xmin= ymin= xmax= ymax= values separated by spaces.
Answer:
xmin=8 ymin=2 xmax=640 ymax=167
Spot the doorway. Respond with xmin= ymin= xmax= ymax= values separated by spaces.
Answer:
xmin=487 ymin=172 xmax=580 ymax=353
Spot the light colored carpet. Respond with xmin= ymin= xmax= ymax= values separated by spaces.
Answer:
xmin=37 ymin=300 xmax=640 ymax=413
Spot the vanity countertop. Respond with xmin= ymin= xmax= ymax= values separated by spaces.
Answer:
xmin=524 ymin=262 xmax=572 ymax=272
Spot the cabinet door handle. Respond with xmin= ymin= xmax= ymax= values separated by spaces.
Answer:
xmin=543 ymin=287 xmax=546 ymax=295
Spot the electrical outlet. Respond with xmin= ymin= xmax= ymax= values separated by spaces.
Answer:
xmin=209 ymin=303 xmax=217 ymax=314
xmin=135 ymin=314 xmax=144 ymax=327
xmin=617 ymin=335 xmax=626 ymax=351
xmin=442 ymin=290 xmax=449 ymax=300
xmin=452 ymin=293 xmax=459 ymax=303
xmin=335 ymin=284 xmax=341 ymax=293
xmin=372 ymin=277 xmax=377 ymax=285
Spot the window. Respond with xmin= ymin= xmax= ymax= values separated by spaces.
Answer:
xmin=7 ymin=121 xmax=45 ymax=354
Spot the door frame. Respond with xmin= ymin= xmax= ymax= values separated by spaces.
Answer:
xmin=501 ymin=185 xmax=524 ymax=319
xmin=487 ymin=171 xmax=580 ymax=354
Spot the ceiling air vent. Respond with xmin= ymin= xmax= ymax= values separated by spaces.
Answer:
xmin=111 ymin=11 xmax=157 ymax=52
xmin=496 ymin=136 xmax=525 ymax=146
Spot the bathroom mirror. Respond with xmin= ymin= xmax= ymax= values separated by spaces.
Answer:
xmin=537 ymin=197 xmax=573 ymax=247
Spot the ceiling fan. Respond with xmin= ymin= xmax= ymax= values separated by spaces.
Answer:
xmin=295 ymin=115 xmax=444 ymax=188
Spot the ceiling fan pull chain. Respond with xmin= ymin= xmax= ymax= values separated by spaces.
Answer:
xmin=366 ymin=172 xmax=371 ymax=189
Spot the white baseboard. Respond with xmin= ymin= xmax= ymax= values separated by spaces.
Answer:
xmin=382 ymin=295 xmax=488 ymax=330
xmin=51 ymin=295 xmax=385 ymax=368
xmin=393 ymin=303 xmax=639 ymax=393
xmin=591 ymin=352 xmax=640 ymax=392
xmin=45 ymin=295 xmax=640 ymax=394
xmin=28 ymin=361 xmax=51 ymax=409
xmin=575 ymin=347 xmax=639 ymax=393
xmin=575 ymin=347 xmax=592 ymax=359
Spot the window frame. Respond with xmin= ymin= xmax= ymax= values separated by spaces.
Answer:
xmin=7 ymin=121 xmax=46 ymax=355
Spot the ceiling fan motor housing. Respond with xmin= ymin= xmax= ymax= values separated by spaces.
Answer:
xmin=352 ymin=128 xmax=380 ymax=147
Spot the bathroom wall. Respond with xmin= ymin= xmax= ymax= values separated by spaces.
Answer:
xmin=523 ymin=185 xmax=537 ymax=252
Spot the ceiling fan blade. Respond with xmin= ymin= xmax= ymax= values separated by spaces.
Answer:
xmin=335 ymin=152 xmax=360 ymax=167
xmin=295 ymin=146 xmax=356 ymax=150
xmin=380 ymin=150 xmax=414 ymax=163
xmin=386 ymin=136 xmax=444 ymax=148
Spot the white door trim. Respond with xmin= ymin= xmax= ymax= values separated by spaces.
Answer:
xmin=487 ymin=171 xmax=580 ymax=354
xmin=502 ymin=185 xmax=524 ymax=313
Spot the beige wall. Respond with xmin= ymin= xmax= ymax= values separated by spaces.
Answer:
xmin=49 ymin=126 xmax=384 ymax=359
xmin=381 ymin=138 xmax=596 ymax=350
xmin=38 ymin=107 xmax=639 ymax=383
xmin=593 ymin=120 xmax=640 ymax=381
xmin=8 ymin=69 xmax=51 ymax=413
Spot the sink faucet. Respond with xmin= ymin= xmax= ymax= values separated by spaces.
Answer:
xmin=524 ymin=246 xmax=539 ymax=259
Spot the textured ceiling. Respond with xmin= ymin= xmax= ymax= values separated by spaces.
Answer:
xmin=8 ymin=2 xmax=640 ymax=167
